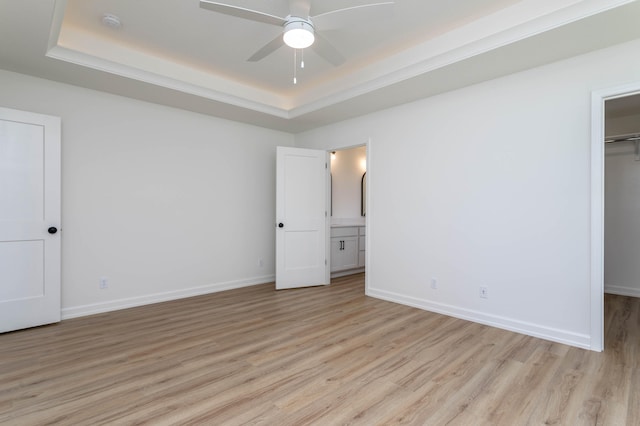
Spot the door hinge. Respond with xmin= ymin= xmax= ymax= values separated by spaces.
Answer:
xmin=325 ymin=211 xmax=327 ymax=217
xmin=325 ymin=162 xmax=328 ymax=169
xmin=325 ymin=259 xmax=327 ymax=265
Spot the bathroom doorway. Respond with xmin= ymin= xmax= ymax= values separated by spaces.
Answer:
xmin=329 ymin=145 xmax=367 ymax=280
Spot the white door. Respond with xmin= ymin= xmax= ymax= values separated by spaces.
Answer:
xmin=276 ymin=146 xmax=329 ymax=289
xmin=0 ymin=107 xmax=61 ymax=333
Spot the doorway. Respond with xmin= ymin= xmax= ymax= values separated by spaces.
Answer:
xmin=604 ymin=93 xmax=640 ymax=297
xmin=591 ymin=85 xmax=640 ymax=351
xmin=329 ymin=145 xmax=367 ymax=282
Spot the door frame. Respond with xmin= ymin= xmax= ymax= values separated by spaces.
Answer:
xmin=327 ymin=138 xmax=371 ymax=293
xmin=591 ymin=82 xmax=640 ymax=352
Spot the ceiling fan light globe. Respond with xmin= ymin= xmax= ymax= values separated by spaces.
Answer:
xmin=283 ymin=20 xmax=315 ymax=49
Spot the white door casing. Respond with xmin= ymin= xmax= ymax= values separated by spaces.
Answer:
xmin=0 ymin=107 xmax=61 ymax=333
xmin=275 ymin=146 xmax=329 ymax=289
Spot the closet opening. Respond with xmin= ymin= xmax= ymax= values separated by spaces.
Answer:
xmin=603 ymin=93 xmax=640 ymax=349
xmin=587 ymin=81 xmax=640 ymax=352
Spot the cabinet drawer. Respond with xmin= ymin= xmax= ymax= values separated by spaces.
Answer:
xmin=331 ymin=227 xmax=358 ymax=238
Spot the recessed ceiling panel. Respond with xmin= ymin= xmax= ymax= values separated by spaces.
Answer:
xmin=58 ymin=0 xmax=523 ymax=97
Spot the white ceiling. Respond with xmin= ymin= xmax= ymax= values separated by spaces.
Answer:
xmin=1 ymin=0 xmax=640 ymax=133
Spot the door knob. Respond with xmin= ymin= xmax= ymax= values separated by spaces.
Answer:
xmin=48 ymin=227 xmax=58 ymax=234
xmin=278 ymin=223 xmax=284 ymax=228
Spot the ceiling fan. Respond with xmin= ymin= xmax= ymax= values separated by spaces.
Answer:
xmin=199 ymin=0 xmax=395 ymax=66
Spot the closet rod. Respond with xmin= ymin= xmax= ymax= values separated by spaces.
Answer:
xmin=605 ymin=133 xmax=640 ymax=161
xmin=604 ymin=133 xmax=640 ymax=144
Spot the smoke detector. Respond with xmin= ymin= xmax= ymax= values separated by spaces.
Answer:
xmin=101 ymin=14 xmax=121 ymax=29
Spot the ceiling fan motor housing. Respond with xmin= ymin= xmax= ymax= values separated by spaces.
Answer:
xmin=283 ymin=17 xmax=315 ymax=49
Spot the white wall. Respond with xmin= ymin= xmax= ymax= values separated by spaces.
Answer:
xmin=295 ymin=38 xmax=640 ymax=349
xmin=331 ymin=146 xmax=367 ymax=219
xmin=605 ymin=118 xmax=640 ymax=297
xmin=0 ymin=69 xmax=294 ymax=318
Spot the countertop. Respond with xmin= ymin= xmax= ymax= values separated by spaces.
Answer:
xmin=331 ymin=218 xmax=365 ymax=227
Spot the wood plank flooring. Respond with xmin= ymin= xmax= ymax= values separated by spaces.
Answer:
xmin=1 ymin=274 xmax=638 ymax=425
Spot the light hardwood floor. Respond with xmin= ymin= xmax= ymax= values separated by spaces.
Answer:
xmin=1 ymin=274 xmax=638 ymax=425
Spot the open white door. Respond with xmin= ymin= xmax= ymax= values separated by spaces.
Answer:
xmin=276 ymin=146 xmax=329 ymax=289
xmin=0 ymin=107 xmax=61 ymax=333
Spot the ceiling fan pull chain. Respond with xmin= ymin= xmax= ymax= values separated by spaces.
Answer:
xmin=301 ymin=49 xmax=305 ymax=69
xmin=293 ymin=49 xmax=297 ymax=84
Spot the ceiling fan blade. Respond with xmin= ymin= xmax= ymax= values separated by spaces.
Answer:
xmin=312 ymin=2 xmax=394 ymax=31
xmin=247 ymin=34 xmax=285 ymax=62
xmin=199 ymin=1 xmax=286 ymax=27
xmin=289 ymin=0 xmax=311 ymax=18
xmin=311 ymin=33 xmax=345 ymax=66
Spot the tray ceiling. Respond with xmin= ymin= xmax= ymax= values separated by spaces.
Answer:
xmin=1 ymin=0 xmax=640 ymax=132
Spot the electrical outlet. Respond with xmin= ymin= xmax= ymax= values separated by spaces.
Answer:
xmin=431 ymin=277 xmax=438 ymax=289
xmin=99 ymin=277 xmax=108 ymax=289
xmin=479 ymin=286 xmax=488 ymax=299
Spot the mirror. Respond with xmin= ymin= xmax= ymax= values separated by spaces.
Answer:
xmin=361 ymin=172 xmax=366 ymax=216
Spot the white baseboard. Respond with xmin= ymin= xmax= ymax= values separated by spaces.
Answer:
xmin=62 ymin=275 xmax=275 ymax=320
xmin=366 ymin=287 xmax=591 ymax=350
xmin=605 ymin=284 xmax=640 ymax=298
